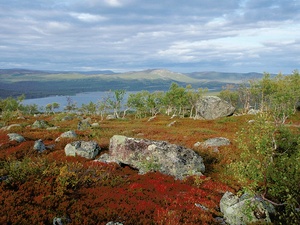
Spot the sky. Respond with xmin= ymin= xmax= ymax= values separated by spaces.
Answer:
xmin=0 ymin=0 xmax=299 ymax=74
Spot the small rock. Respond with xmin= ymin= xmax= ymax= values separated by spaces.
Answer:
xmin=96 ymin=153 xmax=120 ymax=165
xmin=34 ymin=139 xmax=46 ymax=152
xmin=195 ymin=137 xmax=230 ymax=148
xmin=247 ymin=109 xmax=260 ymax=115
xmin=61 ymin=115 xmax=74 ymax=121
xmin=8 ymin=124 xmax=22 ymax=130
xmin=147 ymin=116 xmax=156 ymax=122
xmin=106 ymin=222 xmax=123 ymax=225
xmin=53 ymin=216 xmax=71 ymax=225
xmin=47 ymin=127 xmax=58 ymax=130
xmin=77 ymin=119 xmax=91 ymax=130
xmin=170 ymin=114 xmax=177 ymax=119
xmin=106 ymin=115 xmax=116 ymax=120
xmin=167 ymin=120 xmax=176 ymax=127
xmin=195 ymin=203 xmax=208 ymax=211
xmin=91 ymin=122 xmax=100 ymax=128
xmin=32 ymin=120 xmax=50 ymax=129
xmin=56 ymin=130 xmax=77 ymax=142
xmin=7 ymin=133 xmax=25 ymax=143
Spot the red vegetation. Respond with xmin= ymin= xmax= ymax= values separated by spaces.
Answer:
xmin=0 ymin=113 xmax=266 ymax=224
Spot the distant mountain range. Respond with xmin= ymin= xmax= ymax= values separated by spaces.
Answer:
xmin=0 ymin=68 xmax=264 ymax=99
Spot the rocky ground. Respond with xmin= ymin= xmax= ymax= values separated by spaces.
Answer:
xmin=0 ymin=112 xmax=299 ymax=224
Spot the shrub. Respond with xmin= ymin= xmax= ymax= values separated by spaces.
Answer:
xmin=227 ymin=113 xmax=300 ymax=224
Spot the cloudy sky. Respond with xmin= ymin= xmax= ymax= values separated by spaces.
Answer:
xmin=0 ymin=0 xmax=299 ymax=73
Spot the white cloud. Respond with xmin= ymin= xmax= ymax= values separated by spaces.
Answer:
xmin=70 ymin=12 xmax=107 ymax=22
xmin=0 ymin=0 xmax=299 ymax=73
xmin=105 ymin=0 xmax=122 ymax=7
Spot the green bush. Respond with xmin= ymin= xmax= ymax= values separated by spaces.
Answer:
xmin=227 ymin=113 xmax=300 ymax=224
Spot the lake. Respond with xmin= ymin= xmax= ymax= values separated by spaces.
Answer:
xmin=22 ymin=91 xmax=133 ymax=111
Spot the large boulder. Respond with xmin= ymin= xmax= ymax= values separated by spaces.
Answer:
xmin=101 ymin=135 xmax=205 ymax=179
xmin=195 ymin=96 xmax=235 ymax=120
xmin=65 ymin=141 xmax=101 ymax=159
xmin=220 ymin=192 xmax=274 ymax=225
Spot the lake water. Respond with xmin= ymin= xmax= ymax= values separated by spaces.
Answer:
xmin=22 ymin=91 xmax=132 ymax=111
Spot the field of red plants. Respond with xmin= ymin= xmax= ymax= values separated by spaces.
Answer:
xmin=0 ymin=112 xmax=299 ymax=224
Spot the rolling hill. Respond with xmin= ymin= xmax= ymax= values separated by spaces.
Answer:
xmin=0 ymin=68 xmax=263 ymax=99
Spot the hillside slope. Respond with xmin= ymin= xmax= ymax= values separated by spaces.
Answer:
xmin=0 ymin=68 xmax=261 ymax=98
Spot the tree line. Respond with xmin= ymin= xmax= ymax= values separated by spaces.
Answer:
xmin=0 ymin=70 xmax=299 ymax=122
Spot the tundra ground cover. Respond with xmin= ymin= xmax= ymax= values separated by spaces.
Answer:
xmin=0 ymin=111 xmax=299 ymax=224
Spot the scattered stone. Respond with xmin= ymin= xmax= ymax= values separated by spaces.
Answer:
xmin=195 ymin=203 xmax=209 ymax=211
xmin=32 ymin=120 xmax=50 ymax=129
xmin=106 ymin=135 xmax=205 ymax=179
xmin=65 ymin=141 xmax=101 ymax=159
xmin=201 ymin=137 xmax=230 ymax=148
xmin=1 ymin=124 xmax=22 ymax=131
xmin=77 ymin=119 xmax=91 ymax=130
xmin=106 ymin=115 xmax=116 ymax=120
xmin=56 ymin=130 xmax=77 ymax=142
xmin=170 ymin=114 xmax=177 ymax=119
xmin=106 ymin=222 xmax=123 ymax=225
xmin=214 ymin=217 xmax=227 ymax=225
xmin=34 ymin=139 xmax=46 ymax=152
xmin=195 ymin=96 xmax=235 ymax=120
xmin=248 ymin=119 xmax=256 ymax=123
xmin=220 ymin=191 xmax=273 ymax=225
xmin=61 ymin=115 xmax=74 ymax=121
xmin=96 ymin=153 xmax=120 ymax=164
xmin=47 ymin=127 xmax=58 ymax=130
xmin=147 ymin=116 xmax=156 ymax=122
xmin=53 ymin=216 xmax=71 ymax=225
xmin=194 ymin=137 xmax=230 ymax=152
xmin=7 ymin=133 xmax=25 ymax=143
xmin=91 ymin=122 xmax=100 ymax=128
xmin=247 ymin=109 xmax=260 ymax=115
xmin=167 ymin=120 xmax=176 ymax=127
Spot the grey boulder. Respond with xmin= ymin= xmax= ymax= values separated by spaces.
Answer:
xmin=55 ymin=130 xmax=77 ymax=142
xmin=220 ymin=191 xmax=274 ymax=225
xmin=7 ymin=133 xmax=25 ymax=143
xmin=32 ymin=120 xmax=50 ymax=129
xmin=65 ymin=141 xmax=101 ymax=159
xmin=34 ymin=139 xmax=46 ymax=152
xmin=195 ymin=96 xmax=235 ymax=120
xmin=101 ymin=135 xmax=205 ymax=179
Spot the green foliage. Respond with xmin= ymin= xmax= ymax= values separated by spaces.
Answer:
xmin=106 ymin=89 xmax=126 ymax=118
xmin=64 ymin=96 xmax=77 ymax=112
xmin=227 ymin=113 xmax=300 ymax=223
xmin=2 ymin=157 xmax=59 ymax=185
xmin=127 ymin=90 xmax=165 ymax=118
xmin=218 ymin=84 xmax=239 ymax=107
xmin=79 ymin=101 xmax=97 ymax=115
xmin=0 ymin=95 xmax=26 ymax=123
